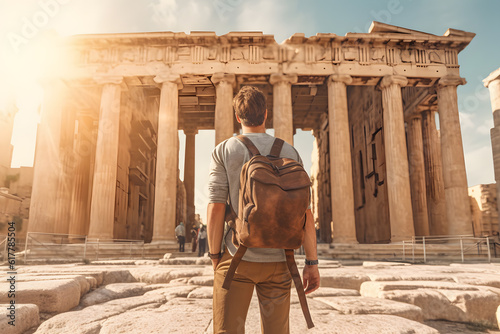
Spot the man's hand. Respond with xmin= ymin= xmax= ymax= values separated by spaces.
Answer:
xmin=302 ymin=265 xmax=320 ymax=294
xmin=212 ymin=258 xmax=221 ymax=271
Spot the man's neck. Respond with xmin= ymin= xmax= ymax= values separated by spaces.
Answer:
xmin=241 ymin=124 xmax=266 ymax=134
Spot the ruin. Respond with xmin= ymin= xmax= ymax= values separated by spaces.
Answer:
xmin=25 ymin=22 xmax=477 ymax=244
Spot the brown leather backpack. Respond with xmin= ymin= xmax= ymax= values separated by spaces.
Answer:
xmin=223 ymin=135 xmax=314 ymax=329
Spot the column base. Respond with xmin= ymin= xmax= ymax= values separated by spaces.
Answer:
xmin=87 ymin=233 xmax=114 ymax=240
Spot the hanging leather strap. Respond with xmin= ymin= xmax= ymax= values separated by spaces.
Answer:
xmin=285 ymin=249 xmax=315 ymax=329
xmin=236 ymin=135 xmax=261 ymax=157
xmin=269 ymin=138 xmax=284 ymax=157
xmin=221 ymin=245 xmax=248 ymax=290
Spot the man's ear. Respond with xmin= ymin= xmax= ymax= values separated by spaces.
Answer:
xmin=264 ymin=109 xmax=268 ymax=120
xmin=235 ymin=113 xmax=242 ymax=124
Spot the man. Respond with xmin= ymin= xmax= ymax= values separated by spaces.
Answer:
xmin=198 ymin=225 xmax=207 ymax=257
xmin=175 ymin=222 xmax=185 ymax=252
xmin=207 ymin=85 xmax=320 ymax=333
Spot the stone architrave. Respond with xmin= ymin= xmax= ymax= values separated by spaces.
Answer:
xmin=184 ymin=127 xmax=198 ymax=242
xmin=327 ymin=74 xmax=357 ymax=243
xmin=152 ymin=73 xmax=183 ymax=243
xmin=270 ymin=73 xmax=298 ymax=145
xmin=483 ymin=68 xmax=500 ymax=233
xmin=378 ymin=75 xmax=415 ymax=241
xmin=421 ymin=109 xmax=448 ymax=236
xmin=28 ymin=79 xmax=66 ymax=233
xmin=211 ymin=73 xmax=235 ymax=146
xmin=407 ymin=113 xmax=430 ymax=236
xmin=88 ymin=75 xmax=123 ymax=240
xmin=437 ymin=76 xmax=473 ymax=236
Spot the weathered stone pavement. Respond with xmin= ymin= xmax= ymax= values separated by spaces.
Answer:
xmin=1 ymin=256 xmax=500 ymax=333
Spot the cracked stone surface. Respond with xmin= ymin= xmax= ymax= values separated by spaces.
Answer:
xmin=1 ymin=260 xmax=500 ymax=333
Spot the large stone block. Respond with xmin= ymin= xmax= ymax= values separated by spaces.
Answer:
xmin=34 ymin=294 xmax=166 ymax=334
xmin=0 ymin=279 xmax=81 ymax=313
xmin=315 ymin=296 xmax=423 ymax=322
xmin=0 ymin=304 xmax=39 ymax=334
xmin=79 ymin=283 xmax=148 ymax=307
xmin=320 ymin=273 xmax=371 ymax=290
xmin=360 ymin=280 xmax=479 ymax=298
xmin=188 ymin=275 xmax=214 ymax=286
xmin=497 ymin=305 xmax=500 ymax=329
xmin=438 ymin=289 xmax=500 ymax=328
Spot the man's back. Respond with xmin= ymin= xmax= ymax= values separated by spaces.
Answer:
xmin=208 ymin=132 xmax=303 ymax=262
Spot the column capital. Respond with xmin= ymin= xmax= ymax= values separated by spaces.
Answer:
xmin=93 ymin=75 xmax=123 ymax=85
xmin=154 ymin=73 xmax=183 ymax=89
xmin=406 ymin=112 xmax=423 ymax=121
xmin=437 ymin=75 xmax=466 ymax=88
xmin=211 ymin=73 xmax=235 ymax=86
xmin=327 ymin=74 xmax=352 ymax=86
xmin=269 ymin=73 xmax=298 ymax=86
xmin=483 ymin=68 xmax=500 ymax=88
xmin=378 ymin=75 xmax=408 ymax=89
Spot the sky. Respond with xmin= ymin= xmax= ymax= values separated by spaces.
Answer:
xmin=0 ymin=0 xmax=499 ymax=223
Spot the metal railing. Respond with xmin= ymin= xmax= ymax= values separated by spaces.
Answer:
xmin=21 ymin=232 xmax=145 ymax=264
xmin=401 ymin=235 xmax=496 ymax=263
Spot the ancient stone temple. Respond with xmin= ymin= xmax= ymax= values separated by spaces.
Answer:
xmin=27 ymin=22 xmax=476 ymax=244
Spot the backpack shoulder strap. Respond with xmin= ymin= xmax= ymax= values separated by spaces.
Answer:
xmin=236 ymin=135 xmax=261 ymax=157
xmin=269 ymin=138 xmax=284 ymax=157
xmin=285 ymin=249 xmax=315 ymax=329
xmin=221 ymin=245 xmax=247 ymax=290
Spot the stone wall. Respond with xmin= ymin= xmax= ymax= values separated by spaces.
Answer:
xmin=348 ymin=86 xmax=390 ymax=243
xmin=469 ymin=184 xmax=499 ymax=237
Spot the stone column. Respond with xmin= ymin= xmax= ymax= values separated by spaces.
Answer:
xmin=152 ymin=74 xmax=183 ymax=243
xmin=483 ymin=68 xmax=500 ymax=234
xmin=270 ymin=74 xmax=298 ymax=145
xmin=406 ymin=113 xmax=430 ymax=236
xmin=379 ymin=75 xmax=415 ymax=241
xmin=327 ymin=74 xmax=357 ymax=243
xmin=184 ymin=127 xmax=197 ymax=242
xmin=421 ymin=109 xmax=448 ymax=236
xmin=437 ymin=76 xmax=473 ymax=236
xmin=68 ymin=114 xmax=94 ymax=236
xmin=28 ymin=79 xmax=66 ymax=233
xmin=88 ymin=76 xmax=123 ymax=240
xmin=54 ymin=104 xmax=76 ymax=234
xmin=211 ymin=73 xmax=235 ymax=146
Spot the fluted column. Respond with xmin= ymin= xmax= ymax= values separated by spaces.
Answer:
xmin=152 ymin=73 xmax=183 ymax=243
xmin=437 ymin=76 xmax=473 ymax=236
xmin=483 ymin=69 xmax=500 ymax=233
xmin=211 ymin=73 xmax=235 ymax=146
xmin=327 ymin=74 xmax=357 ymax=243
xmin=54 ymin=103 xmax=76 ymax=234
xmin=422 ymin=109 xmax=448 ymax=236
xmin=88 ymin=76 xmax=123 ymax=239
xmin=379 ymin=75 xmax=415 ymax=241
xmin=68 ymin=114 xmax=94 ymax=236
xmin=270 ymin=73 xmax=297 ymax=145
xmin=184 ymin=127 xmax=197 ymax=242
xmin=407 ymin=113 xmax=430 ymax=236
xmin=28 ymin=79 xmax=66 ymax=233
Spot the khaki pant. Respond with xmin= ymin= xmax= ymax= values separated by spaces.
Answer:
xmin=213 ymin=252 xmax=292 ymax=334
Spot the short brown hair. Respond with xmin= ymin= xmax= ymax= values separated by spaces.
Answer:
xmin=233 ymin=86 xmax=266 ymax=127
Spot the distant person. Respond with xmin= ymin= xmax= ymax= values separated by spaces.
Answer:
xmin=175 ymin=222 xmax=185 ymax=252
xmin=191 ymin=225 xmax=198 ymax=252
xmin=197 ymin=225 xmax=207 ymax=257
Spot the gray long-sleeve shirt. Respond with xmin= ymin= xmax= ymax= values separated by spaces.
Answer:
xmin=208 ymin=132 xmax=304 ymax=262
